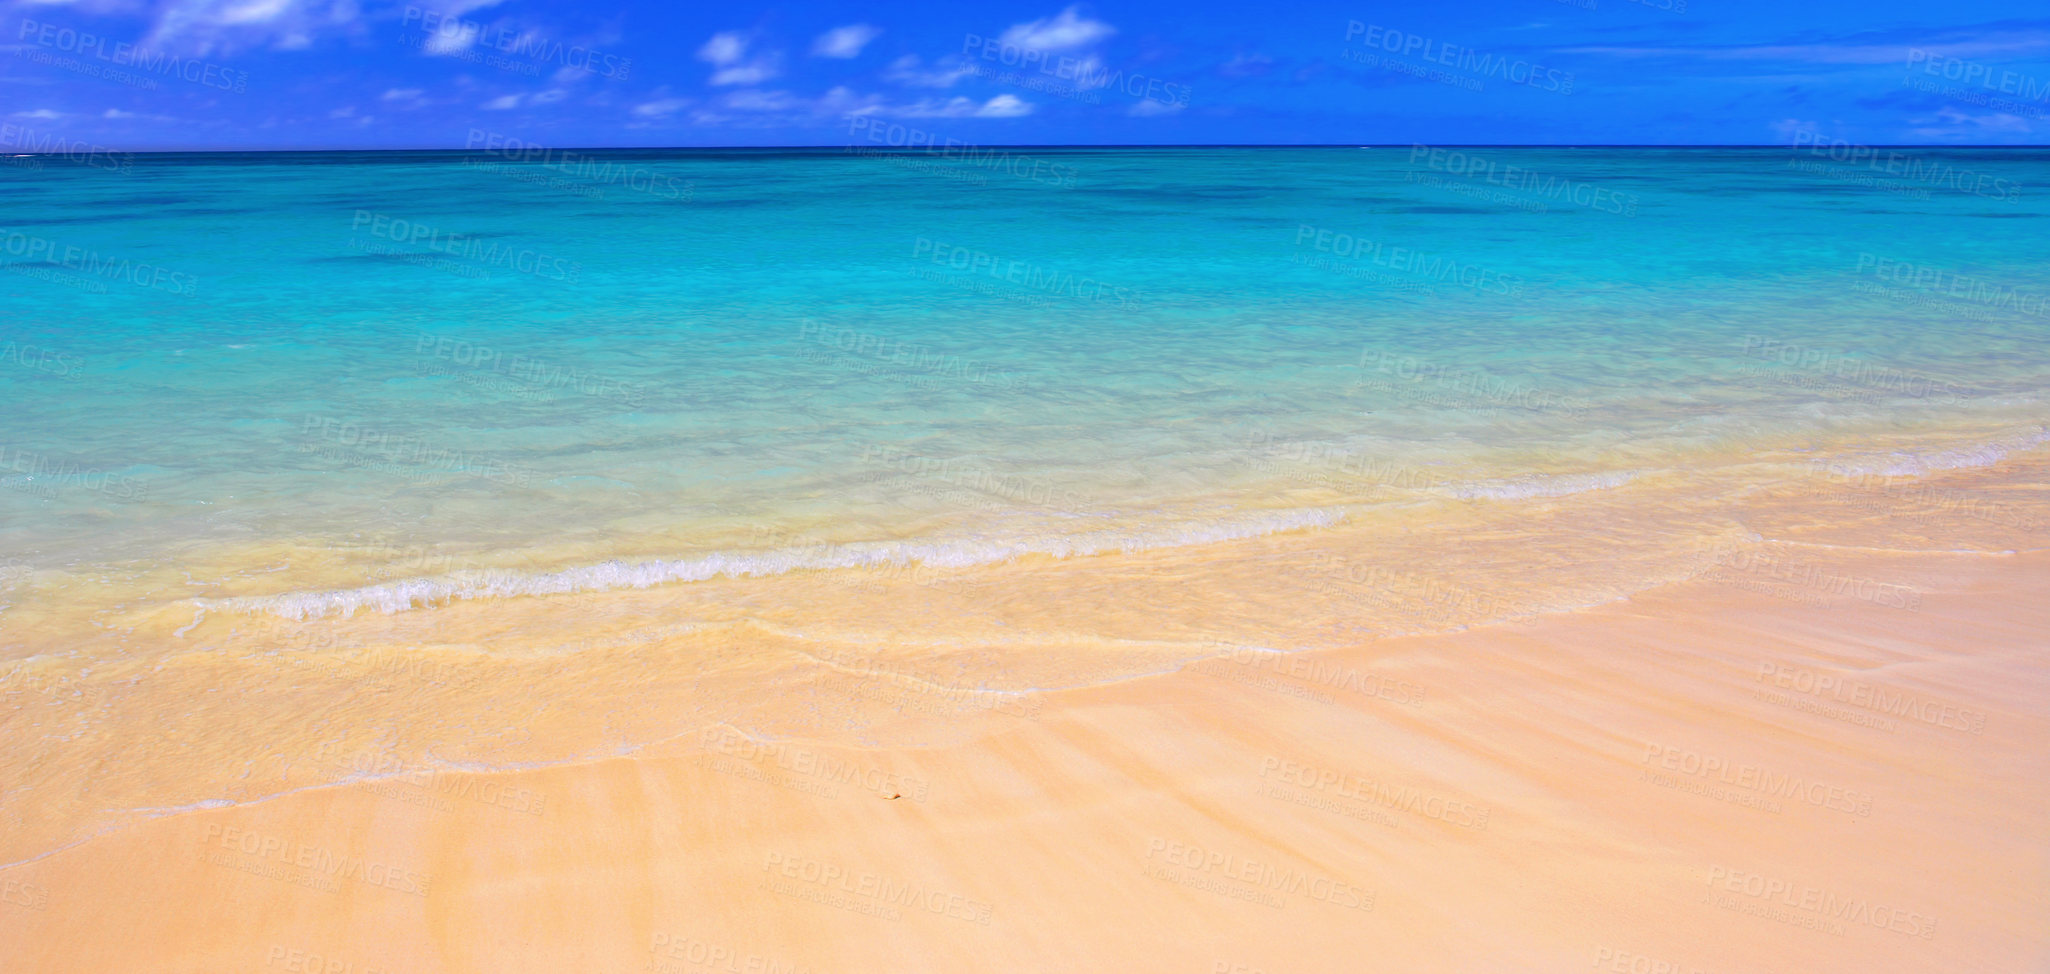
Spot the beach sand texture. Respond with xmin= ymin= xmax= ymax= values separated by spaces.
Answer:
xmin=3 ymin=447 xmax=2046 ymax=973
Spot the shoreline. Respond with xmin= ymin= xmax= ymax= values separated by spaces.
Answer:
xmin=3 ymin=533 xmax=2046 ymax=971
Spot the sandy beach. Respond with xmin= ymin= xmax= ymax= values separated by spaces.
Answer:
xmin=5 ymin=462 xmax=2045 ymax=973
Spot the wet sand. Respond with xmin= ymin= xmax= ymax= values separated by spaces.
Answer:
xmin=4 ymin=532 xmax=2044 ymax=972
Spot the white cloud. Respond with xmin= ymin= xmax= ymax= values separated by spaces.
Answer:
xmin=698 ymin=31 xmax=749 ymax=66
xmin=437 ymin=0 xmax=506 ymax=17
xmin=381 ymin=87 xmax=424 ymax=101
xmin=482 ymin=94 xmax=521 ymax=109
xmin=13 ymin=109 xmax=65 ymax=120
xmin=811 ymin=24 xmax=880 ymax=58
xmin=1768 ymin=118 xmax=1816 ymax=144
xmin=973 ymin=94 xmax=1032 ymax=117
xmin=698 ymin=30 xmax=780 ymax=85
xmin=98 ymin=107 xmax=178 ymax=121
xmin=883 ymin=54 xmax=976 ymax=88
xmin=632 ymin=97 xmax=692 ymax=118
xmin=1127 ymin=98 xmax=1181 ymax=116
xmin=1907 ymin=106 xmax=2036 ymax=138
xmin=895 ymin=94 xmax=1034 ymax=118
xmin=710 ymin=61 xmax=780 ymax=85
xmin=1220 ymin=53 xmax=1273 ymax=78
xmin=142 ymin=0 xmax=368 ymax=55
xmin=723 ymin=89 xmax=808 ymax=112
xmin=414 ymin=0 xmax=509 ymax=52
xmin=531 ymin=87 xmax=567 ymax=104
xmin=998 ymin=6 xmax=1113 ymax=53
xmin=425 ymin=22 xmax=479 ymax=55
xmin=1561 ymin=34 xmax=2050 ymax=65
xmin=678 ymin=86 xmax=1034 ymax=126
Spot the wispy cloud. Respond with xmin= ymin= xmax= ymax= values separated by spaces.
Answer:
xmin=416 ymin=0 xmax=510 ymax=54
xmin=1561 ymin=32 xmax=2050 ymax=65
xmin=896 ymin=94 xmax=1034 ymax=118
xmin=811 ymin=24 xmax=880 ymax=59
xmin=669 ymin=86 xmax=1034 ymax=126
xmin=142 ymin=0 xmax=371 ymax=55
xmin=632 ymin=97 xmax=693 ymax=118
xmin=1906 ymin=105 xmax=2037 ymax=139
xmin=998 ymin=6 xmax=1114 ymax=52
xmin=1220 ymin=53 xmax=1273 ymax=78
xmin=883 ymin=54 xmax=976 ymax=88
xmin=698 ymin=30 xmax=780 ymax=85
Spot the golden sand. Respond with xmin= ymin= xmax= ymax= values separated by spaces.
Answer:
xmin=2 ymin=453 xmax=2047 ymax=971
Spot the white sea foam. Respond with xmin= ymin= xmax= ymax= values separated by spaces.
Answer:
xmin=1816 ymin=426 xmax=2050 ymax=479
xmin=210 ymin=506 xmax=1352 ymax=620
xmin=1446 ymin=470 xmax=1637 ymax=501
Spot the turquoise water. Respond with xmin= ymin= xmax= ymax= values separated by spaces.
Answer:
xmin=2 ymin=147 xmax=2047 ymax=616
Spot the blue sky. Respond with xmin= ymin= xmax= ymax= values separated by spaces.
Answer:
xmin=3 ymin=0 xmax=2048 ymax=149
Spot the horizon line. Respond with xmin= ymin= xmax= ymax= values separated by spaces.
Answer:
xmin=10 ymin=142 xmax=2049 ymax=157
